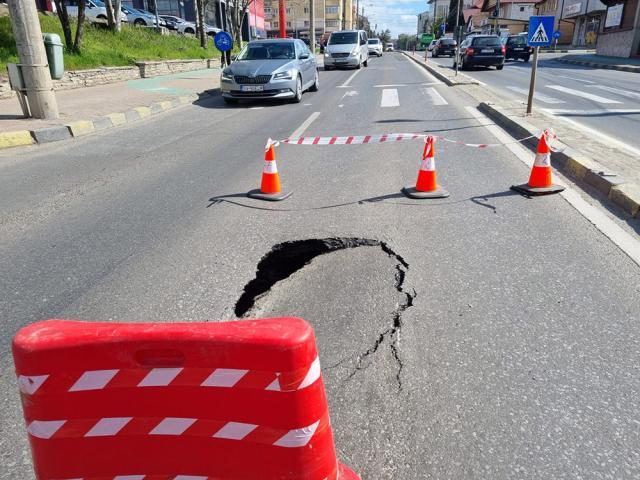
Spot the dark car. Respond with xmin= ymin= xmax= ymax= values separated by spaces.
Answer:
xmin=432 ymin=38 xmax=456 ymax=57
xmin=160 ymin=15 xmax=185 ymax=31
xmin=505 ymin=35 xmax=533 ymax=61
xmin=454 ymin=35 xmax=505 ymax=70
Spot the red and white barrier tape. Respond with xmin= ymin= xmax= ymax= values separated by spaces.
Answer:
xmin=267 ymin=128 xmax=557 ymax=150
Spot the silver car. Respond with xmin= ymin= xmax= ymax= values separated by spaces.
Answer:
xmin=324 ymin=30 xmax=369 ymax=70
xmin=220 ymin=39 xmax=319 ymax=105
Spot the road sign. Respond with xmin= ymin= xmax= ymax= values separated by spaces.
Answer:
xmin=528 ymin=16 xmax=554 ymax=47
xmin=553 ymin=30 xmax=562 ymax=39
xmin=439 ymin=23 xmax=446 ymax=35
xmin=214 ymin=31 xmax=233 ymax=52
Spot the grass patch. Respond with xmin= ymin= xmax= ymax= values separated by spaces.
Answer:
xmin=1 ymin=12 xmax=225 ymax=75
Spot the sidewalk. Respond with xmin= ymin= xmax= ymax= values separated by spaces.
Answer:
xmin=0 ymin=68 xmax=221 ymax=148
xmin=554 ymin=54 xmax=640 ymax=73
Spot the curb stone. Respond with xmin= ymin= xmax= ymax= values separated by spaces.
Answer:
xmin=554 ymin=58 xmax=640 ymax=73
xmin=0 ymin=90 xmax=218 ymax=151
xmin=478 ymin=102 xmax=640 ymax=218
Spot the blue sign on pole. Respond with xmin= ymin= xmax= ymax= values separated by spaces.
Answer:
xmin=528 ymin=16 xmax=554 ymax=47
xmin=439 ymin=23 xmax=446 ymax=35
xmin=214 ymin=31 xmax=233 ymax=52
xmin=553 ymin=30 xmax=562 ymax=39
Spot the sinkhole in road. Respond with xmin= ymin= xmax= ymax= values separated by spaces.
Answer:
xmin=234 ymin=238 xmax=416 ymax=390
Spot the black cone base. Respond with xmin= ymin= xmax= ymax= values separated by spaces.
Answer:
xmin=247 ymin=189 xmax=293 ymax=201
xmin=402 ymin=185 xmax=450 ymax=199
xmin=510 ymin=183 xmax=564 ymax=197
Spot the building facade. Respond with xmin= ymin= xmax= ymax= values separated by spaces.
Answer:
xmin=417 ymin=10 xmax=432 ymax=34
xmin=428 ymin=0 xmax=450 ymax=22
xmin=536 ymin=0 xmax=576 ymax=44
xmin=596 ymin=0 xmax=640 ymax=57
xmin=480 ymin=0 xmax=536 ymax=35
xmin=562 ymin=0 xmax=607 ymax=46
xmin=263 ymin=0 xmax=354 ymax=38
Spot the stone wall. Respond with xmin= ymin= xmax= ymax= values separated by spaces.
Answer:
xmin=597 ymin=29 xmax=636 ymax=57
xmin=0 ymin=58 xmax=221 ymax=99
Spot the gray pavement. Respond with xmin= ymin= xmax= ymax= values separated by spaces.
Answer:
xmin=429 ymin=53 xmax=640 ymax=151
xmin=1 ymin=53 xmax=640 ymax=479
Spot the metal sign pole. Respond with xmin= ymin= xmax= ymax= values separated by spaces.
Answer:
xmin=526 ymin=46 xmax=539 ymax=115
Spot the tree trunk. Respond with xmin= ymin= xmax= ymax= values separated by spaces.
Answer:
xmin=113 ymin=0 xmax=122 ymax=32
xmin=53 ymin=0 xmax=73 ymax=49
xmin=196 ymin=0 xmax=206 ymax=48
xmin=73 ymin=0 xmax=86 ymax=53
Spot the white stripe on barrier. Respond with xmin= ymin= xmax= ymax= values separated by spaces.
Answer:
xmin=27 ymin=420 xmax=66 ymax=439
xmin=174 ymin=476 xmax=208 ymax=480
xmin=533 ymin=152 xmax=551 ymax=167
xmin=18 ymin=375 xmax=49 ymax=395
xmin=85 ymin=417 xmax=132 ymax=437
xmin=274 ymin=420 xmax=321 ymax=448
xmin=213 ymin=422 xmax=258 ymax=440
xmin=150 ymin=417 xmax=197 ymax=436
xmin=200 ymin=368 xmax=249 ymax=388
xmin=69 ymin=369 xmax=119 ymax=392
xmin=138 ymin=368 xmax=183 ymax=387
xmin=298 ymin=357 xmax=321 ymax=390
xmin=114 ymin=476 xmax=146 ymax=480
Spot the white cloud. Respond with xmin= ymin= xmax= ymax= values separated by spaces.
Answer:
xmin=361 ymin=0 xmax=430 ymax=37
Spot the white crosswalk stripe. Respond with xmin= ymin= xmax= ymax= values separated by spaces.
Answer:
xmin=381 ymin=89 xmax=400 ymax=108
xmin=506 ymin=86 xmax=565 ymax=104
xmin=546 ymin=85 xmax=622 ymax=104
xmin=423 ymin=87 xmax=448 ymax=105
xmin=590 ymin=85 xmax=640 ymax=100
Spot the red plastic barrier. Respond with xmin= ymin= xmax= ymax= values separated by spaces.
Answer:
xmin=13 ymin=317 xmax=360 ymax=479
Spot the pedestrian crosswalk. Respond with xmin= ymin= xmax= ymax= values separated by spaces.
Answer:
xmin=502 ymin=83 xmax=636 ymax=105
xmin=546 ymin=85 xmax=623 ymax=104
xmin=506 ymin=86 xmax=565 ymax=104
xmin=378 ymin=87 xmax=450 ymax=108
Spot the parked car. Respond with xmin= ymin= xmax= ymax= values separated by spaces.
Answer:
xmin=64 ymin=0 xmax=111 ymax=23
xmin=454 ymin=35 xmax=505 ymax=70
xmin=178 ymin=21 xmax=220 ymax=36
xmin=432 ymin=38 xmax=456 ymax=57
xmin=367 ymin=38 xmax=383 ymax=57
xmin=427 ymin=39 xmax=438 ymax=52
xmin=119 ymin=5 xmax=165 ymax=27
xmin=386 ymin=43 xmax=394 ymax=52
xmin=160 ymin=15 xmax=186 ymax=31
xmin=504 ymin=35 xmax=533 ymax=61
xmin=220 ymin=39 xmax=319 ymax=105
xmin=324 ymin=30 xmax=369 ymax=70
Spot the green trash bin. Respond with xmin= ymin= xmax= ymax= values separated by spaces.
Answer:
xmin=43 ymin=33 xmax=64 ymax=80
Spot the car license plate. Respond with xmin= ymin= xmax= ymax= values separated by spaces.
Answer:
xmin=241 ymin=85 xmax=263 ymax=92
xmin=482 ymin=49 xmax=494 ymax=53
xmin=514 ymin=48 xmax=524 ymax=51
xmin=336 ymin=59 xmax=347 ymax=63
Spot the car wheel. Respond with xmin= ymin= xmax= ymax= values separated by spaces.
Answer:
xmin=185 ymin=28 xmax=194 ymax=34
xmin=134 ymin=19 xmax=146 ymax=26
xmin=364 ymin=59 xmax=368 ymax=67
xmin=309 ymin=70 xmax=319 ymax=92
xmin=291 ymin=76 xmax=303 ymax=103
xmin=97 ymin=14 xmax=107 ymax=20
xmin=324 ymin=66 xmax=333 ymax=71
xmin=523 ymin=56 xmax=530 ymax=62
xmin=223 ymin=97 xmax=238 ymax=105
xmin=356 ymin=60 xmax=362 ymax=70
xmin=496 ymin=64 xmax=504 ymax=70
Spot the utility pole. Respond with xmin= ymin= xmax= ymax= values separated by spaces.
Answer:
xmin=7 ymin=0 xmax=59 ymax=119
xmin=310 ymin=0 xmax=315 ymax=52
xmin=356 ymin=0 xmax=359 ymax=29
xmin=454 ymin=0 xmax=461 ymax=76
xmin=342 ymin=0 xmax=346 ymax=29
xmin=279 ymin=0 xmax=287 ymax=38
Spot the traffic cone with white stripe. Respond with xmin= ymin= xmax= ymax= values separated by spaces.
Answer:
xmin=248 ymin=139 xmax=292 ymax=201
xmin=511 ymin=130 xmax=564 ymax=196
xmin=402 ymin=136 xmax=449 ymax=199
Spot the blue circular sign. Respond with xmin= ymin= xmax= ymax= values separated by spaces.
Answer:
xmin=214 ymin=31 xmax=233 ymax=52
xmin=553 ymin=30 xmax=562 ymax=39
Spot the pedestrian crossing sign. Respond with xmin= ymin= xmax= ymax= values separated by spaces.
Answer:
xmin=528 ymin=16 xmax=554 ymax=47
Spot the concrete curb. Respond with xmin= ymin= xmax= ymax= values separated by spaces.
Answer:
xmin=402 ymin=51 xmax=480 ymax=86
xmin=478 ymin=102 xmax=640 ymax=218
xmin=0 ymin=91 xmax=219 ymax=151
xmin=554 ymin=58 xmax=640 ymax=73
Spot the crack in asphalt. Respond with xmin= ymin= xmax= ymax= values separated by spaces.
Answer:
xmin=234 ymin=237 xmax=415 ymax=392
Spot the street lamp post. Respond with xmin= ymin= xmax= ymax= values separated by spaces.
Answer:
xmin=455 ymin=0 xmax=461 ymax=75
xmin=310 ymin=0 xmax=316 ymax=52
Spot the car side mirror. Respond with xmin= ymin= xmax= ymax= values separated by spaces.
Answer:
xmin=231 ymin=54 xmax=237 ymax=61
xmin=299 ymin=53 xmax=310 ymax=59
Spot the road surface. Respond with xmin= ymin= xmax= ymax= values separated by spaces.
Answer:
xmin=1 ymin=53 xmax=640 ymax=479
xmin=430 ymin=53 xmax=640 ymax=153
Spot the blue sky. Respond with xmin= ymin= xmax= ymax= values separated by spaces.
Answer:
xmin=361 ymin=1 xmax=429 ymax=38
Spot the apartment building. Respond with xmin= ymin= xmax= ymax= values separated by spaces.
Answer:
xmin=264 ymin=0 xmax=354 ymax=38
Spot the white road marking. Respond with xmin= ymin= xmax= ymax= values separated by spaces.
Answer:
xmin=338 ymin=104 xmax=344 ymax=108
xmin=341 ymin=90 xmax=358 ymax=99
xmin=539 ymin=109 xmax=640 ymax=157
xmin=337 ymin=69 xmax=362 ymax=88
xmin=590 ymin=85 xmax=640 ymax=100
xmin=249 ymin=106 xmax=264 ymax=110
xmin=506 ymin=86 xmax=565 ymax=104
xmin=289 ymin=111 xmax=321 ymax=139
xmin=423 ymin=87 xmax=448 ymax=105
xmin=556 ymin=74 xmax=595 ymax=84
xmin=466 ymin=105 xmax=640 ymax=267
xmin=546 ymin=85 xmax=622 ymax=104
xmin=373 ymin=84 xmax=407 ymax=88
xmin=381 ymin=89 xmax=400 ymax=108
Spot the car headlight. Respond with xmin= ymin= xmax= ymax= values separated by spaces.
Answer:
xmin=221 ymin=71 xmax=234 ymax=82
xmin=351 ymin=47 xmax=359 ymax=56
xmin=324 ymin=53 xmax=330 ymax=57
xmin=273 ymin=70 xmax=294 ymax=80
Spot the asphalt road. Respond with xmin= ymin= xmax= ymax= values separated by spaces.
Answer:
xmin=1 ymin=53 xmax=640 ymax=479
xmin=429 ymin=53 xmax=640 ymax=152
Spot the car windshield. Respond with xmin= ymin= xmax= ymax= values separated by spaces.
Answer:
xmin=440 ymin=39 xmax=455 ymax=44
xmin=509 ymin=36 xmax=527 ymax=45
xmin=236 ymin=42 xmax=296 ymax=60
xmin=474 ymin=37 xmax=502 ymax=46
xmin=368 ymin=39 xmax=380 ymax=44
xmin=329 ymin=32 xmax=358 ymax=45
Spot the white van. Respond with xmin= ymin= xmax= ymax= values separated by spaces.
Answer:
xmin=324 ymin=30 xmax=369 ymax=70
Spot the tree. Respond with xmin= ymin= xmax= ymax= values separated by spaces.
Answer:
xmin=433 ymin=16 xmax=446 ymax=38
xmin=103 ymin=0 xmax=123 ymax=32
xmin=447 ymin=0 xmax=465 ymax=34
xmin=196 ymin=0 xmax=207 ymax=48
xmin=52 ymin=0 xmax=87 ymax=53
xmin=227 ymin=0 xmax=257 ymax=48
xmin=377 ymin=28 xmax=392 ymax=45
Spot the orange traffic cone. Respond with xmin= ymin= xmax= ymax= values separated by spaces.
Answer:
xmin=248 ymin=139 xmax=292 ymax=201
xmin=511 ymin=131 xmax=564 ymax=196
xmin=402 ymin=136 xmax=449 ymax=199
